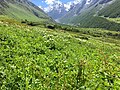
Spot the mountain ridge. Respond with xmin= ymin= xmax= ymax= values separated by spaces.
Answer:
xmin=0 ymin=0 xmax=53 ymax=22
xmin=59 ymin=0 xmax=120 ymax=31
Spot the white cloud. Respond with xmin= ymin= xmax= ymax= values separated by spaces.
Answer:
xmin=44 ymin=0 xmax=62 ymax=5
xmin=74 ymin=0 xmax=82 ymax=4
xmin=44 ymin=0 xmax=56 ymax=5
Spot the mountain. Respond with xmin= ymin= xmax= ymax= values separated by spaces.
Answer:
xmin=59 ymin=0 xmax=120 ymax=31
xmin=0 ymin=0 xmax=52 ymax=22
xmin=46 ymin=1 xmax=81 ymax=20
xmin=47 ymin=2 xmax=67 ymax=20
xmin=98 ymin=0 xmax=120 ymax=18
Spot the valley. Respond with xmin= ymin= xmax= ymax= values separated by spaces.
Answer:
xmin=59 ymin=0 xmax=120 ymax=31
xmin=0 ymin=15 xmax=120 ymax=90
xmin=0 ymin=0 xmax=120 ymax=89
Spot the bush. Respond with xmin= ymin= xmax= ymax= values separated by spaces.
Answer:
xmin=46 ymin=25 xmax=55 ymax=29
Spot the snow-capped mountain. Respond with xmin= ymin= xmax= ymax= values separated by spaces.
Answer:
xmin=59 ymin=0 xmax=120 ymax=31
xmin=47 ymin=2 xmax=67 ymax=20
xmin=59 ymin=0 xmax=114 ymax=22
xmin=46 ymin=0 xmax=82 ymax=20
xmin=62 ymin=0 xmax=113 ymax=17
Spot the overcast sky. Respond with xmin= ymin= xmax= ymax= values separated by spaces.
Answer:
xmin=31 ymin=0 xmax=82 ymax=12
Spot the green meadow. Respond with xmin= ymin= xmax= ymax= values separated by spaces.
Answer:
xmin=0 ymin=16 xmax=120 ymax=89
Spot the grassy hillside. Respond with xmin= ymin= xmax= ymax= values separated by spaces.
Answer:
xmin=0 ymin=0 xmax=52 ymax=23
xmin=0 ymin=16 xmax=120 ymax=89
xmin=59 ymin=0 xmax=120 ymax=31
xmin=107 ymin=18 xmax=120 ymax=23
xmin=60 ymin=12 xmax=120 ymax=31
xmin=98 ymin=0 xmax=120 ymax=18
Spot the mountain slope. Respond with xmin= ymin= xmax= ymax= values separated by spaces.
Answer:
xmin=59 ymin=0 xmax=120 ymax=31
xmin=46 ymin=1 xmax=82 ymax=20
xmin=0 ymin=0 xmax=52 ymax=22
xmin=47 ymin=2 xmax=67 ymax=20
xmin=0 ymin=15 xmax=120 ymax=90
xmin=98 ymin=0 xmax=120 ymax=18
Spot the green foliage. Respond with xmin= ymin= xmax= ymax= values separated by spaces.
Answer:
xmin=0 ymin=0 xmax=52 ymax=23
xmin=107 ymin=18 xmax=120 ymax=23
xmin=59 ymin=0 xmax=120 ymax=31
xmin=69 ymin=14 xmax=120 ymax=31
xmin=21 ymin=19 xmax=41 ymax=26
xmin=51 ymin=23 xmax=120 ymax=39
xmin=0 ymin=18 xmax=120 ymax=89
xmin=98 ymin=0 xmax=120 ymax=18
